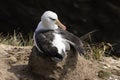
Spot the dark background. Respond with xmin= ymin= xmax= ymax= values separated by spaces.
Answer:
xmin=0 ymin=0 xmax=120 ymax=55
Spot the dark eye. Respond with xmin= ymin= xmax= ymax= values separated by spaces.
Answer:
xmin=49 ymin=17 xmax=55 ymax=21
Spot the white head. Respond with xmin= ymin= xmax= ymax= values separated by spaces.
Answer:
xmin=40 ymin=11 xmax=66 ymax=30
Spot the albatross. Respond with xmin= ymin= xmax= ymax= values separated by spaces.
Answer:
xmin=34 ymin=11 xmax=84 ymax=62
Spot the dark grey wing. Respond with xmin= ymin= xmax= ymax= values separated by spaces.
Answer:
xmin=55 ymin=28 xmax=85 ymax=55
xmin=34 ymin=31 xmax=63 ymax=59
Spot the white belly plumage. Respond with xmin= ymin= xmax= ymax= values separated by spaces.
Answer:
xmin=52 ymin=33 xmax=70 ymax=54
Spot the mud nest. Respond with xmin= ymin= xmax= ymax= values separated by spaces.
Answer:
xmin=28 ymin=46 xmax=99 ymax=80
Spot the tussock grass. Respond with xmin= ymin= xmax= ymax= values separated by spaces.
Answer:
xmin=80 ymin=30 xmax=113 ymax=60
xmin=84 ymin=42 xmax=113 ymax=60
xmin=98 ymin=70 xmax=111 ymax=79
xmin=0 ymin=32 xmax=33 ymax=46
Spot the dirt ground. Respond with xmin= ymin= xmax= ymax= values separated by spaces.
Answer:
xmin=0 ymin=44 xmax=120 ymax=80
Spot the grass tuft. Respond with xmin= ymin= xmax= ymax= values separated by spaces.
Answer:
xmin=98 ymin=70 xmax=111 ymax=79
xmin=0 ymin=32 xmax=33 ymax=46
xmin=80 ymin=30 xmax=113 ymax=60
xmin=84 ymin=42 xmax=113 ymax=60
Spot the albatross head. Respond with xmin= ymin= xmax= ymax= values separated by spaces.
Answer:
xmin=41 ymin=11 xmax=66 ymax=30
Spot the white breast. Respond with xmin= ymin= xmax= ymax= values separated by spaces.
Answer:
xmin=52 ymin=33 xmax=66 ymax=54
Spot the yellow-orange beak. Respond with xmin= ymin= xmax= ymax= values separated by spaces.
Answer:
xmin=56 ymin=19 xmax=66 ymax=30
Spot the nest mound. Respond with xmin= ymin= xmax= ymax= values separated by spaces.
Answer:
xmin=28 ymin=46 xmax=100 ymax=80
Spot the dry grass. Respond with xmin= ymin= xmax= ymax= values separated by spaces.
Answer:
xmin=98 ymin=70 xmax=111 ymax=79
xmin=80 ymin=30 xmax=113 ymax=60
xmin=0 ymin=32 xmax=33 ymax=46
xmin=84 ymin=42 xmax=113 ymax=60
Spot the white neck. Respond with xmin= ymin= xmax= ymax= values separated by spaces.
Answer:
xmin=35 ymin=21 xmax=58 ymax=32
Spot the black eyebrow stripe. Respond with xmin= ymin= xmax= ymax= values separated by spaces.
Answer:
xmin=49 ymin=17 xmax=56 ymax=20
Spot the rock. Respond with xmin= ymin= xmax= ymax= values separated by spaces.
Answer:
xmin=28 ymin=46 xmax=100 ymax=80
xmin=9 ymin=56 xmax=17 ymax=63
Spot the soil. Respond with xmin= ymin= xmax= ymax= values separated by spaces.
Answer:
xmin=0 ymin=44 xmax=120 ymax=80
